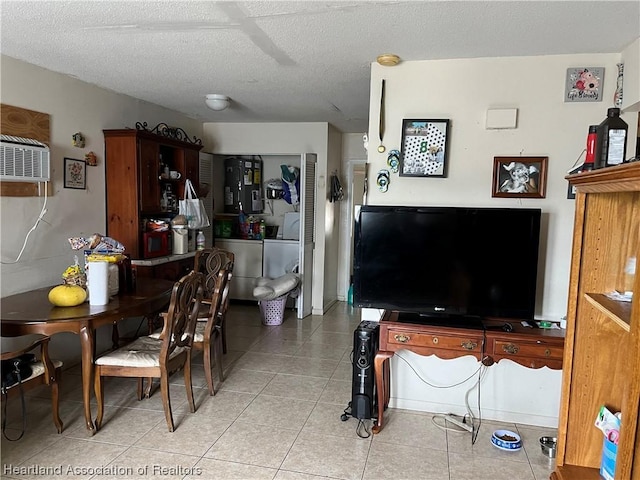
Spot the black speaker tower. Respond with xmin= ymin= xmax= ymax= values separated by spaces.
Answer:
xmin=343 ymin=321 xmax=380 ymax=421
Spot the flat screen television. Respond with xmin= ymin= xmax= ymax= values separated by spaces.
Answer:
xmin=353 ymin=205 xmax=541 ymax=321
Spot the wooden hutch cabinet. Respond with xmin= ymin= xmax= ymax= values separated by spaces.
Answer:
xmin=103 ymin=126 xmax=202 ymax=260
xmin=553 ymin=162 xmax=640 ymax=480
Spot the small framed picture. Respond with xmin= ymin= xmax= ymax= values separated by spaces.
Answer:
xmin=566 ymin=164 xmax=583 ymax=199
xmin=492 ymin=156 xmax=548 ymax=199
xmin=565 ymin=67 xmax=604 ymax=102
xmin=400 ymin=119 xmax=450 ymax=177
xmin=64 ymin=157 xmax=86 ymax=189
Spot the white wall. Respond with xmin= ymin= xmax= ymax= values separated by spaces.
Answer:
xmin=364 ymin=52 xmax=636 ymax=426
xmin=367 ymin=53 xmax=635 ymax=321
xmin=0 ymin=55 xmax=204 ymax=365
xmin=200 ymin=122 xmax=341 ymax=314
xmin=621 ymin=37 xmax=640 ymax=111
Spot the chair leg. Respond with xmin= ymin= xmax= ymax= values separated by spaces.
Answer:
xmin=144 ymin=377 xmax=153 ymax=398
xmin=50 ymin=367 xmax=63 ymax=433
xmin=94 ymin=369 xmax=104 ymax=430
xmin=159 ymin=374 xmax=174 ymax=432
xmin=222 ymin=322 xmax=227 ymax=354
xmin=184 ymin=355 xmax=196 ymax=413
xmin=203 ymin=342 xmax=215 ymax=396
xmin=214 ymin=335 xmax=224 ymax=384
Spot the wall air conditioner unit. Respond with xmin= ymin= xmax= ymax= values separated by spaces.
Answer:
xmin=0 ymin=134 xmax=50 ymax=182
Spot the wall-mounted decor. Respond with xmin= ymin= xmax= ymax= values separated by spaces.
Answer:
xmin=72 ymin=132 xmax=85 ymax=148
xmin=492 ymin=156 xmax=548 ymax=199
xmin=64 ymin=158 xmax=86 ymax=189
xmin=614 ymin=63 xmax=624 ymax=107
xmin=387 ymin=149 xmax=400 ymax=173
xmin=376 ymin=169 xmax=390 ymax=192
xmin=85 ymin=151 xmax=97 ymax=166
xmin=400 ymin=119 xmax=449 ymax=177
xmin=565 ymin=67 xmax=604 ymax=102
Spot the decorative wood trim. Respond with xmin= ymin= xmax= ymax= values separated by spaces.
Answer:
xmin=566 ymin=162 xmax=640 ymax=192
xmin=0 ymin=103 xmax=52 ymax=197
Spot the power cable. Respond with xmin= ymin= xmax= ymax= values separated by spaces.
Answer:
xmin=1 ymin=183 xmax=49 ymax=264
xmin=395 ymin=330 xmax=489 ymax=445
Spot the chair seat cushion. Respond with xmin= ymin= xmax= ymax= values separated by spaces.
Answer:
xmin=2 ymin=359 xmax=63 ymax=389
xmin=95 ymin=337 xmax=185 ymax=367
xmin=193 ymin=322 xmax=206 ymax=343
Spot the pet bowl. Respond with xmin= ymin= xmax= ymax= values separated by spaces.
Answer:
xmin=539 ymin=436 xmax=557 ymax=458
xmin=491 ymin=430 xmax=522 ymax=451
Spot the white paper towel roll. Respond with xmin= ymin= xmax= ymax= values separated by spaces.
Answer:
xmin=88 ymin=261 xmax=110 ymax=305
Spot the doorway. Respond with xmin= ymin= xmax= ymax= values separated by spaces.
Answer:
xmin=343 ymin=160 xmax=366 ymax=299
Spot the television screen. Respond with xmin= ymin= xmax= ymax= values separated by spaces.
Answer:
xmin=353 ymin=206 xmax=541 ymax=320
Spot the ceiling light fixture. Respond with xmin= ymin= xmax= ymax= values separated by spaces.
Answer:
xmin=376 ymin=54 xmax=401 ymax=67
xmin=205 ymin=94 xmax=230 ymax=111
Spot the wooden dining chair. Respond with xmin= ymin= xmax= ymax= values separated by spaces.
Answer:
xmin=93 ymin=270 xmax=204 ymax=433
xmin=192 ymin=268 xmax=227 ymax=395
xmin=1 ymin=335 xmax=63 ymax=436
xmin=193 ymin=248 xmax=235 ymax=354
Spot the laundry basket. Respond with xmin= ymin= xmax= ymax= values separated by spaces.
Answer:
xmin=259 ymin=294 xmax=289 ymax=326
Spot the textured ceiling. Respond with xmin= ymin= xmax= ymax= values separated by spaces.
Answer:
xmin=1 ymin=1 xmax=639 ymax=133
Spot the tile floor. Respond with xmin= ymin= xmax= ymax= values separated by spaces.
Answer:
xmin=1 ymin=302 xmax=557 ymax=480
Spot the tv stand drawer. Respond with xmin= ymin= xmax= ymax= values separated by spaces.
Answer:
xmin=379 ymin=312 xmax=564 ymax=369
xmin=489 ymin=338 xmax=563 ymax=368
xmin=384 ymin=326 xmax=484 ymax=358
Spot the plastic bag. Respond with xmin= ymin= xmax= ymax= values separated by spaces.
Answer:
xmin=179 ymin=179 xmax=210 ymax=229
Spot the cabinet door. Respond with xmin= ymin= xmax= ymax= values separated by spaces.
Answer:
xmin=138 ymin=138 xmax=160 ymax=213
xmin=184 ymin=148 xmax=200 ymax=193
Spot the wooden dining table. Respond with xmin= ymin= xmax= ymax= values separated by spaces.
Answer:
xmin=1 ymin=277 xmax=174 ymax=434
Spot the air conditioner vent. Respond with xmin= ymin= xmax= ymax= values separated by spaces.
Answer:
xmin=0 ymin=134 xmax=50 ymax=182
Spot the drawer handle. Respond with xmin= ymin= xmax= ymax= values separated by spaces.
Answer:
xmin=545 ymin=348 xmax=551 ymax=357
xmin=503 ymin=343 xmax=519 ymax=355
xmin=461 ymin=341 xmax=477 ymax=350
xmin=394 ymin=334 xmax=410 ymax=343
xmin=432 ymin=337 xmax=439 ymax=344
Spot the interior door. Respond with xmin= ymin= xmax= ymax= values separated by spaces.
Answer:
xmin=298 ymin=153 xmax=316 ymax=318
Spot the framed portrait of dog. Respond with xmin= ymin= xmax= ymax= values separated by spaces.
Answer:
xmin=492 ymin=156 xmax=548 ymax=198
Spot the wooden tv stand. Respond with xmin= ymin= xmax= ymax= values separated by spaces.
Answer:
xmin=372 ymin=310 xmax=565 ymax=434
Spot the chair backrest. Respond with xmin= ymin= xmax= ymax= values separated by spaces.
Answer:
xmin=199 ymin=268 xmax=228 ymax=340
xmin=161 ymin=270 xmax=205 ymax=362
xmin=194 ymin=248 xmax=235 ymax=299
xmin=217 ymin=266 xmax=234 ymax=322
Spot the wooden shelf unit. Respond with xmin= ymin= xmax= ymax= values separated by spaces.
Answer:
xmin=554 ymin=162 xmax=640 ymax=480
xmin=104 ymin=128 xmax=202 ymax=259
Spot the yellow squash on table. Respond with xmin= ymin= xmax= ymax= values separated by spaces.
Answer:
xmin=48 ymin=284 xmax=87 ymax=307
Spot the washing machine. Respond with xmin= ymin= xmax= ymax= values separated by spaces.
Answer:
xmin=263 ymin=239 xmax=300 ymax=309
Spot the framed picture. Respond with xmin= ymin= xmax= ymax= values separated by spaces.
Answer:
xmin=565 ymin=67 xmax=604 ymax=102
xmin=566 ymin=164 xmax=583 ymax=199
xmin=400 ymin=119 xmax=450 ymax=177
xmin=64 ymin=157 xmax=86 ymax=189
xmin=492 ymin=156 xmax=548 ymax=199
